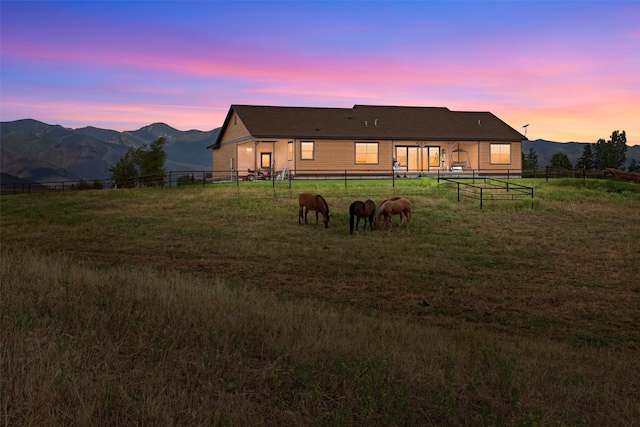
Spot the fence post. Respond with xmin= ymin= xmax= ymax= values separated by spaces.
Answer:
xmin=344 ymin=170 xmax=347 ymax=188
xmin=480 ymin=187 xmax=483 ymax=210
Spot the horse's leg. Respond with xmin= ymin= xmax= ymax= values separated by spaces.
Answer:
xmin=350 ymin=214 xmax=355 ymax=234
xmin=299 ymin=205 xmax=303 ymax=224
xmin=316 ymin=210 xmax=319 ymax=225
xmin=304 ymin=207 xmax=309 ymax=224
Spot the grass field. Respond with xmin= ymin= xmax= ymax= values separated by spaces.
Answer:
xmin=2 ymin=177 xmax=639 ymax=425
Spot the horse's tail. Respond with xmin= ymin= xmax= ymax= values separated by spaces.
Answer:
xmin=349 ymin=212 xmax=355 ymax=234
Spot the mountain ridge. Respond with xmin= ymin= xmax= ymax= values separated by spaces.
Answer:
xmin=1 ymin=119 xmax=219 ymax=182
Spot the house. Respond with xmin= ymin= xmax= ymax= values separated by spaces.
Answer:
xmin=208 ymin=104 xmax=526 ymax=180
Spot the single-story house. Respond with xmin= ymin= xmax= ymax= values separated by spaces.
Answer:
xmin=208 ymin=104 xmax=526 ymax=180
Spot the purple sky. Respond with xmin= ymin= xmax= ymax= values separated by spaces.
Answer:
xmin=1 ymin=1 xmax=638 ymax=145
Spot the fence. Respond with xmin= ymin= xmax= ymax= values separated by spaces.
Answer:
xmin=438 ymin=176 xmax=535 ymax=209
xmin=0 ymin=167 xmax=617 ymax=195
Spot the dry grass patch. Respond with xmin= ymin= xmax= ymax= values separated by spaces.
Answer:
xmin=2 ymin=248 xmax=639 ymax=425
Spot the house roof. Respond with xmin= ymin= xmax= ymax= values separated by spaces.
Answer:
xmin=209 ymin=104 xmax=526 ymax=149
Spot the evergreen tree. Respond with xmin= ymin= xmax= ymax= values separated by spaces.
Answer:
xmin=628 ymin=159 xmax=638 ymax=172
xmin=550 ymin=152 xmax=572 ymax=168
xmin=594 ymin=130 xmax=627 ymax=169
xmin=522 ymin=148 xmax=539 ymax=169
xmin=575 ymin=144 xmax=594 ymax=169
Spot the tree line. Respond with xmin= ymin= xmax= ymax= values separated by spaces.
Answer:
xmin=108 ymin=137 xmax=168 ymax=188
xmin=523 ymin=130 xmax=637 ymax=171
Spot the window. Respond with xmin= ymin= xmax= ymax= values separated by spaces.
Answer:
xmin=355 ymin=142 xmax=379 ymax=164
xmin=260 ymin=152 xmax=271 ymax=168
xmin=490 ymin=143 xmax=511 ymax=164
xmin=301 ymin=141 xmax=314 ymax=160
xmin=428 ymin=147 xmax=440 ymax=167
xmin=287 ymin=141 xmax=293 ymax=161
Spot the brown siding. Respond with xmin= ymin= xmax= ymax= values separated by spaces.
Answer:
xmin=220 ymin=111 xmax=251 ymax=144
xmin=211 ymin=144 xmax=237 ymax=180
xmin=294 ymin=139 xmax=396 ymax=173
xmin=212 ymin=112 xmax=252 ymax=179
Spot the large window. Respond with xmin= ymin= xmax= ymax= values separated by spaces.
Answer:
xmin=490 ymin=143 xmax=511 ymax=164
xmin=301 ymin=141 xmax=314 ymax=160
xmin=287 ymin=141 xmax=293 ymax=161
xmin=355 ymin=142 xmax=379 ymax=164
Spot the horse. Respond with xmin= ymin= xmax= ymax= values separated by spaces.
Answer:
xmin=375 ymin=196 xmax=404 ymax=228
xmin=604 ymin=168 xmax=624 ymax=178
xmin=604 ymin=168 xmax=640 ymax=183
xmin=349 ymin=199 xmax=376 ymax=234
xmin=298 ymin=193 xmax=330 ymax=228
xmin=374 ymin=198 xmax=412 ymax=230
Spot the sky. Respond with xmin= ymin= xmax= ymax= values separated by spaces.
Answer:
xmin=1 ymin=1 xmax=639 ymax=145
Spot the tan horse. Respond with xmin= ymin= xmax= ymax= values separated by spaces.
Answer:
xmin=298 ymin=193 xmax=330 ymax=228
xmin=374 ymin=198 xmax=412 ymax=230
xmin=377 ymin=196 xmax=404 ymax=225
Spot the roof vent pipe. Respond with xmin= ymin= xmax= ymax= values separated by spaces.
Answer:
xmin=375 ymin=118 xmax=378 ymax=127
xmin=478 ymin=119 xmax=481 ymax=126
xmin=365 ymin=120 xmax=368 ymax=127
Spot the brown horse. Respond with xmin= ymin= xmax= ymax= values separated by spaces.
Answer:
xmin=374 ymin=198 xmax=412 ymax=230
xmin=604 ymin=168 xmax=640 ymax=183
xmin=349 ymin=199 xmax=376 ymax=234
xmin=298 ymin=193 xmax=330 ymax=228
xmin=604 ymin=168 xmax=624 ymax=178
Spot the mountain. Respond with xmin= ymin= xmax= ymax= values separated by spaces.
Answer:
xmin=1 ymin=119 xmax=220 ymax=183
xmin=522 ymin=139 xmax=640 ymax=169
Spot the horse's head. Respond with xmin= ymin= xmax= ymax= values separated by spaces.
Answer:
xmin=373 ymin=203 xmax=387 ymax=229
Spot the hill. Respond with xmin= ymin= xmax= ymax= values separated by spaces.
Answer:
xmin=523 ymin=139 xmax=640 ymax=169
xmin=1 ymin=119 xmax=220 ymax=183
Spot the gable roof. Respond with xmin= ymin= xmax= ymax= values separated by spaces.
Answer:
xmin=210 ymin=104 xmax=526 ymax=149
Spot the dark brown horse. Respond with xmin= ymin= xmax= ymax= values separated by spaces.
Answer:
xmin=349 ymin=199 xmax=376 ymax=234
xmin=298 ymin=193 xmax=330 ymax=228
xmin=374 ymin=198 xmax=412 ymax=230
